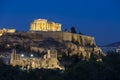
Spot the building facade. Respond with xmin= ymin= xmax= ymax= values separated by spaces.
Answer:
xmin=10 ymin=49 xmax=64 ymax=70
xmin=30 ymin=19 xmax=61 ymax=31
xmin=0 ymin=28 xmax=16 ymax=36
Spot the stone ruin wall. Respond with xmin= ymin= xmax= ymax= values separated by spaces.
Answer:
xmin=26 ymin=31 xmax=96 ymax=47
xmin=10 ymin=49 xmax=63 ymax=69
xmin=6 ymin=31 xmax=96 ymax=47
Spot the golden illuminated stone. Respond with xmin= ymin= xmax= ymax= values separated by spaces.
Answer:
xmin=0 ymin=28 xmax=16 ymax=36
xmin=30 ymin=19 xmax=62 ymax=31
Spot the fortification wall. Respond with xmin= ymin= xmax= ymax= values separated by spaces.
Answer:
xmin=62 ymin=32 xmax=72 ymax=41
xmin=7 ymin=31 xmax=96 ymax=47
xmin=26 ymin=31 xmax=96 ymax=46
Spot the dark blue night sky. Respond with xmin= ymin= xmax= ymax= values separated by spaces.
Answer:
xmin=0 ymin=0 xmax=120 ymax=45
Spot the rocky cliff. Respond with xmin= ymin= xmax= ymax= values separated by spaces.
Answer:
xmin=0 ymin=31 xmax=104 ymax=62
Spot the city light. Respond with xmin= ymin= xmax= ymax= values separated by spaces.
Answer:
xmin=30 ymin=54 xmax=34 ymax=57
xmin=21 ymin=54 xmax=24 ymax=57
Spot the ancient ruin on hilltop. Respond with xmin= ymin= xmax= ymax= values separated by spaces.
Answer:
xmin=0 ymin=19 xmax=104 ymax=69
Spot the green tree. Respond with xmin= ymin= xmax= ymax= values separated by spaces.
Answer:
xmin=71 ymin=26 xmax=76 ymax=33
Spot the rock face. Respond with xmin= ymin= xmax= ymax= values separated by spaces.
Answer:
xmin=0 ymin=31 xmax=104 ymax=61
xmin=2 ymin=31 xmax=96 ymax=46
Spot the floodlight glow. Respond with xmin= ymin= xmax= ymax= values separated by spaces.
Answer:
xmin=21 ymin=54 xmax=24 ymax=57
xmin=30 ymin=54 xmax=34 ymax=57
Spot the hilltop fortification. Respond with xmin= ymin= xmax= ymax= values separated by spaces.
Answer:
xmin=0 ymin=19 xmax=104 ymax=69
xmin=10 ymin=31 xmax=96 ymax=47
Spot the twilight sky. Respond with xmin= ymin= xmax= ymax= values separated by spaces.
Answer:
xmin=0 ymin=0 xmax=120 ymax=45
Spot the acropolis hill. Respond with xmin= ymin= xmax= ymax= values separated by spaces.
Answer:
xmin=1 ymin=18 xmax=104 ymax=55
xmin=30 ymin=19 xmax=95 ymax=46
xmin=0 ymin=19 xmax=104 ymax=69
